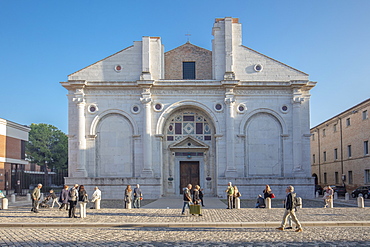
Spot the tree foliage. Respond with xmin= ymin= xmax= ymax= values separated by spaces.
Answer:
xmin=26 ymin=123 xmax=68 ymax=170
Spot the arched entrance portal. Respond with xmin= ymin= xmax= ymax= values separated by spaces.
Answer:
xmin=161 ymin=109 xmax=216 ymax=196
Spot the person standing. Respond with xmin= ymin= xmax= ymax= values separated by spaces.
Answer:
xmin=59 ymin=185 xmax=69 ymax=211
xmin=181 ymin=184 xmax=193 ymax=215
xmin=263 ymin=185 xmax=272 ymax=199
xmin=78 ymin=185 xmax=88 ymax=218
xmin=124 ymin=185 xmax=132 ymax=209
xmin=323 ymin=186 xmax=334 ymax=208
xmin=225 ymin=182 xmax=234 ymax=209
xmin=90 ymin=186 xmax=101 ymax=209
xmin=232 ymin=185 xmax=241 ymax=209
xmin=276 ymin=185 xmax=303 ymax=232
xmin=68 ymin=184 xmax=79 ymax=218
xmin=133 ymin=184 xmax=142 ymax=209
xmin=31 ymin=184 xmax=42 ymax=213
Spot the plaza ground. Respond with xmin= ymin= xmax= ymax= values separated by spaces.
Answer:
xmin=0 ymin=196 xmax=370 ymax=246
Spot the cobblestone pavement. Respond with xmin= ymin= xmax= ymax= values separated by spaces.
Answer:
xmin=0 ymin=227 xmax=370 ymax=246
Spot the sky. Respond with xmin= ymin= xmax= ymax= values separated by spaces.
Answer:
xmin=1 ymin=0 xmax=369 ymax=134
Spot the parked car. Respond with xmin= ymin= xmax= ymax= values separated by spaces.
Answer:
xmin=351 ymin=186 xmax=370 ymax=199
xmin=315 ymin=185 xmax=323 ymax=195
xmin=330 ymin=185 xmax=347 ymax=196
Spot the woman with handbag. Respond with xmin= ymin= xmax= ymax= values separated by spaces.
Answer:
xmin=124 ymin=185 xmax=133 ymax=209
xmin=263 ymin=184 xmax=274 ymax=199
xmin=78 ymin=185 xmax=88 ymax=218
xmin=191 ymin=185 xmax=203 ymax=216
xmin=233 ymin=185 xmax=241 ymax=209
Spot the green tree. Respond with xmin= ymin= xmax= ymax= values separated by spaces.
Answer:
xmin=26 ymin=123 xmax=68 ymax=171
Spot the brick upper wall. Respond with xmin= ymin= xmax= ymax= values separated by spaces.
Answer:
xmin=164 ymin=43 xmax=212 ymax=80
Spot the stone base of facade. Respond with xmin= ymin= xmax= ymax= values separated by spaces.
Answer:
xmin=65 ymin=177 xmax=162 ymax=199
xmin=217 ymin=177 xmax=315 ymax=199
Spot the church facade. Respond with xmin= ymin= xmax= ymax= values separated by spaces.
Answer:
xmin=61 ymin=17 xmax=316 ymax=199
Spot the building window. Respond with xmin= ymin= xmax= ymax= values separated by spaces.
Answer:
xmin=348 ymin=171 xmax=353 ymax=184
xmin=333 ymin=124 xmax=337 ymax=132
xmin=334 ymin=148 xmax=338 ymax=160
xmin=335 ymin=172 xmax=339 ymax=184
xmin=323 ymin=151 xmax=327 ymax=162
xmin=21 ymin=140 xmax=26 ymax=160
xmin=365 ymin=170 xmax=370 ymax=184
xmin=364 ymin=141 xmax=369 ymax=155
xmin=313 ymin=154 xmax=316 ymax=164
xmin=323 ymin=129 xmax=326 ymax=137
xmin=363 ymin=110 xmax=368 ymax=120
xmin=324 ymin=173 xmax=327 ymax=184
xmin=348 ymin=145 xmax=352 ymax=158
xmin=183 ymin=62 xmax=195 ymax=79
xmin=312 ymin=133 xmax=315 ymax=141
xmin=346 ymin=118 xmax=351 ymax=126
xmin=166 ymin=110 xmax=212 ymax=142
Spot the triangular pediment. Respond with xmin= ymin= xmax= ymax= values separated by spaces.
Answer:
xmin=169 ymin=135 xmax=209 ymax=150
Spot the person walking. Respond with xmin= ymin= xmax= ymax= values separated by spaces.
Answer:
xmin=78 ymin=185 xmax=88 ymax=218
xmin=68 ymin=184 xmax=79 ymax=218
xmin=124 ymin=185 xmax=132 ymax=209
xmin=181 ymin=184 xmax=193 ymax=215
xmin=133 ymin=184 xmax=142 ymax=209
xmin=225 ymin=182 xmax=234 ymax=209
xmin=90 ymin=186 xmax=101 ymax=209
xmin=31 ymin=184 xmax=42 ymax=213
xmin=323 ymin=186 xmax=334 ymax=208
xmin=199 ymin=185 xmax=205 ymax=207
xmin=276 ymin=185 xmax=303 ymax=232
xmin=59 ymin=185 xmax=69 ymax=211
xmin=49 ymin=189 xmax=61 ymax=208
xmin=192 ymin=185 xmax=203 ymax=216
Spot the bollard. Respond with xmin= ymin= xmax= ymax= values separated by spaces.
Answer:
xmin=296 ymin=197 xmax=302 ymax=209
xmin=265 ymin=197 xmax=271 ymax=209
xmin=334 ymin=192 xmax=338 ymax=200
xmin=329 ymin=197 xmax=334 ymax=208
xmin=10 ymin=194 xmax=15 ymax=203
xmin=26 ymin=193 xmax=31 ymax=202
xmin=235 ymin=197 xmax=240 ymax=209
xmin=315 ymin=191 xmax=319 ymax=198
xmin=2 ymin=198 xmax=8 ymax=209
xmin=95 ymin=199 xmax=101 ymax=209
xmin=345 ymin=193 xmax=349 ymax=201
xmin=357 ymin=196 xmax=364 ymax=208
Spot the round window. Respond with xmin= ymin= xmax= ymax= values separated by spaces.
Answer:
xmin=215 ymin=103 xmax=223 ymax=111
xmin=115 ymin=65 xmax=122 ymax=72
xmin=254 ymin=64 xmax=263 ymax=72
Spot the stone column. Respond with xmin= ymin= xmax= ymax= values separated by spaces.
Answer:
xmin=224 ymin=92 xmax=237 ymax=177
xmin=292 ymin=88 xmax=304 ymax=173
xmin=140 ymin=87 xmax=153 ymax=177
xmin=73 ymin=88 xmax=87 ymax=177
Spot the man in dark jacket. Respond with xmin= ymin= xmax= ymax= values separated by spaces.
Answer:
xmin=31 ymin=184 xmax=42 ymax=213
xmin=276 ymin=185 xmax=302 ymax=232
xmin=181 ymin=184 xmax=192 ymax=215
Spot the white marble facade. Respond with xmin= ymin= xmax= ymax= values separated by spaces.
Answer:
xmin=61 ymin=17 xmax=316 ymax=199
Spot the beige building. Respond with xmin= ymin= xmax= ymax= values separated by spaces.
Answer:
xmin=311 ymin=98 xmax=370 ymax=191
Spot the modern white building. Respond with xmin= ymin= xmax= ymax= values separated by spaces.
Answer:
xmin=61 ymin=17 xmax=316 ymax=199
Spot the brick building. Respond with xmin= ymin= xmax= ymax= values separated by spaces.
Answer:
xmin=0 ymin=118 xmax=30 ymax=193
xmin=311 ymin=98 xmax=370 ymax=191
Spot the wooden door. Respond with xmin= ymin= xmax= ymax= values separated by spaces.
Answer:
xmin=180 ymin=161 xmax=199 ymax=194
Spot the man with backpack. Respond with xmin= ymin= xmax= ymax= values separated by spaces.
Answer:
xmin=68 ymin=184 xmax=79 ymax=218
xmin=276 ymin=185 xmax=303 ymax=232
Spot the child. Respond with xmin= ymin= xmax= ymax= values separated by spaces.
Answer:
xmin=49 ymin=189 xmax=61 ymax=208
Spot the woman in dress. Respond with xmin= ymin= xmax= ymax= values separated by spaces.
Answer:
xmin=232 ymin=185 xmax=241 ymax=208
xmin=124 ymin=185 xmax=132 ymax=209
xmin=78 ymin=185 xmax=88 ymax=218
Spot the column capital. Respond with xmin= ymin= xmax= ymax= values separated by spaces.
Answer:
xmin=140 ymin=97 xmax=152 ymax=104
xmin=224 ymin=97 xmax=235 ymax=105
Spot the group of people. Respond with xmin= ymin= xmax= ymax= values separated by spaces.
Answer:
xmin=225 ymin=182 xmax=241 ymax=209
xmin=31 ymin=183 xmax=102 ymax=218
xmin=181 ymin=184 xmax=204 ymax=216
xmin=124 ymin=184 xmax=143 ymax=209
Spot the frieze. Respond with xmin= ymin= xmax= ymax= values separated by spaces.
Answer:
xmin=235 ymin=89 xmax=292 ymax=95
xmin=84 ymin=89 xmax=141 ymax=95
xmin=151 ymin=89 xmax=224 ymax=95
